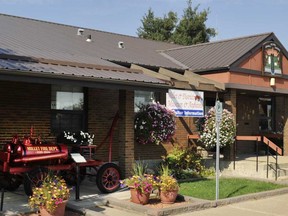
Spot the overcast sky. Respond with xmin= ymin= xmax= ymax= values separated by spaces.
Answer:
xmin=0 ymin=0 xmax=288 ymax=48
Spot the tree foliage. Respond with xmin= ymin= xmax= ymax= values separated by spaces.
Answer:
xmin=137 ymin=9 xmax=177 ymax=43
xmin=137 ymin=0 xmax=216 ymax=45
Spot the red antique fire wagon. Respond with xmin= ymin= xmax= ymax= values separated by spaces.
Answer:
xmin=0 ymin=127 xmax=121 ymax=196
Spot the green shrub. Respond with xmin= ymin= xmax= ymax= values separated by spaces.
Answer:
xmin=162 ymin=145 xmax=204 ymax=179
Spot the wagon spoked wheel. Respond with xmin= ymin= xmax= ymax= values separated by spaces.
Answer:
xmin=23 ymin=167 xmax=49 ymax=196
xmin=96 ymin=163 xmax=121 ymax=193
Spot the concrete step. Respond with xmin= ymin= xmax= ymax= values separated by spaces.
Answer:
xmin=202 ymin=155 xmax=288 ymax=180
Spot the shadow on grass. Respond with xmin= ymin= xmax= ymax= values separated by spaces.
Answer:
xmin=227 ymin=185 xmax=247 ymax=198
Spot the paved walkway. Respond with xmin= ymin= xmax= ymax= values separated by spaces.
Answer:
xmin=1 ymin=177 xmax=288 ymax=216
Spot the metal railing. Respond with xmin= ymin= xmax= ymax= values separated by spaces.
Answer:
xmin=262 ymin=136 xmax=282 ymax=180
xmin=189 ymin=134 xmax=283 ymax=180
xmin=234 ymin=136 xmax=261 ymax=171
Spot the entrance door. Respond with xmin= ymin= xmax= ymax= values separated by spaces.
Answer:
xmin=258 ymin=97 xmax=274 ymax=132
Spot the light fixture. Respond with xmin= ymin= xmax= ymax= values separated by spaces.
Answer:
xmin=77 ymin=28 xmax=84 ymax=36
xmin=118 ymin=41 xmax=124 ymax=49
xmin=86 ymin=35 xmax=92 ymax=42
xmin=270 ymin=77 xmax=275 ymax=86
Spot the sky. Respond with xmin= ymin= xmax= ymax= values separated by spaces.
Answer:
xmin=0 ymin=0 xmax=288 ymax=48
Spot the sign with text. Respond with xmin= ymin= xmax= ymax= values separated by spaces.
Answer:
xmin=215 ymin=100 xmax=223 ymax=123
xmin=166 ymin=89 xmax=204 ymax=117
xmin=70 ymin=153 xmax=87 ymax=163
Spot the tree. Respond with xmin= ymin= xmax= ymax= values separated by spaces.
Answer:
xmin=137 ymin=0 xmax=216 ymax=45
xmin=137 ymin=9 xmax=177 ymax=42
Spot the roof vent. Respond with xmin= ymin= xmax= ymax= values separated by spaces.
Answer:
xmin=118 ymin=41 xmax=125 ymax=49
xmin=86 ymin=35 xmax=92 ymax=42
xmin=77 ymin=28 xmax=84 ymax=36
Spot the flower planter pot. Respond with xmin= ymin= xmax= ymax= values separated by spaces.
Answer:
xmin=160 ymin=190 xmax=178 ymax=204
xmin=39 ymin=200 xmax=67 ymax=216
xmin=130 ymin=188 xmax=150 ymax=205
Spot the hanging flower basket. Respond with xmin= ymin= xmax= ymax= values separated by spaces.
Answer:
xmin=198 ymin=107 xmax=236 ymax=150
xmin=134 ymin=102 xmax=176 ymax=145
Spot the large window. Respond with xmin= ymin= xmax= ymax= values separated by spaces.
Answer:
xmin=259 ymin=97 xmax=274 ymax=132
xmin=51 ymin=85 xmax=85 ymax=134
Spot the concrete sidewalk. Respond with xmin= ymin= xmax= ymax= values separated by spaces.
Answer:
xmin=1 ymin=177 xmax=288 ymax=216
xmin=176 ymin=193 xmax=288 ymax=216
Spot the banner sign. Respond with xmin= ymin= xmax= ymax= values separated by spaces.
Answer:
xmin=166 ymin=89 xmax=204 ymax=117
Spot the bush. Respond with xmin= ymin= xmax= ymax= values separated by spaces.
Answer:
xmin=162 ymin=145 xmax=203 ymax=179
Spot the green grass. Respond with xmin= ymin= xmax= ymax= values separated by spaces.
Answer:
xmin=179 ymin=178 xmax=287 ymax=200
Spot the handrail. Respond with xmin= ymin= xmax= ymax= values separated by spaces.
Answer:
xmin=187 ymin=134 xmax=200 ymax=139
xmin=235 ymin=136 xmax=261 ymax=171
xmin=235 ymin=136 xmax=261 ymax=141
xmin=263 ymin=136 xmax=282 ymax=155
xmin=263 ymin=136 xmax=282 ymax=180
xmin=187 ymin=134 xmax=200 ymax=148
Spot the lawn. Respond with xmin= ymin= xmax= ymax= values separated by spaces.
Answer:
xmin=179 ymin=178 xmax=287 ymax=200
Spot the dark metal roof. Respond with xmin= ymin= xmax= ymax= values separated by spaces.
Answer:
xmin=0 ymin=59 xmax=169 ymax=87
xmin=0 ymin=14 xmax=182 ymax=70
xmin=1 ymin=13 xmax=286 ymax=92
xmin=161 ymin=33 xmax=273 ymax=72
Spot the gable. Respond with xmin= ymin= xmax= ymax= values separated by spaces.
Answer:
xmin=238 ymin=44 xmax=288 ymax=76
xmin=162 ymin=33 xmax=272 ymax=72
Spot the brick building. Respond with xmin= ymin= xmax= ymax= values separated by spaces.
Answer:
xmin=0 ymin=14 xmax=288 ymax=177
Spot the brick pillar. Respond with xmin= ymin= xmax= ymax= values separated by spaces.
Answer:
xmin=118 ymin=90 xmax=135 ymax=178
xmin=223 ymin=89 xmax=237 ymax=160
xmin=283 ymin=96 xmax=288 ymax=156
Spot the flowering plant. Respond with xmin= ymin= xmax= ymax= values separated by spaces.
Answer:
xmin=157 ymin=165 xmax=179 ymax=192
xmin=120 ymin=161 xmax=158 ymax=195
xmin=158 ymin=175 xmax=179 ymax=192
xmin=120 ymin=174 xmax=157 ymax=195
xmin=134 ymin=102 xmax=176 ymax=145
xmin=198 ymin=107 xmax=236 ymax=149
xmin=28 ymin=174 xmax=70 ymax=214
xmin=57 ymin=131 xmax=94 ymax=145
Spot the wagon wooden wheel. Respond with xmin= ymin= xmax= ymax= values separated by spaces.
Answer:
xmin=96 ymin=163 xmax=121 ymax=193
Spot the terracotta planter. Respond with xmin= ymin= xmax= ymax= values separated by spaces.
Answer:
xmin=130 ymin=188 xmax=150 ymax=205
xmin=39 ymin=200 xmax=67 ymax=216
xmin=160 ymin=190 xmax=178 ymax=204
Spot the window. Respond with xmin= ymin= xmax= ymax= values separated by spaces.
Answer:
xmin=134 ymin=91 xmax=159 ymax=112
xmin=51 ymin=85 xmax=85 ymax=134
xmin=259 ymin=97 xmax=274 ymax=131
xmin=204 ymin=98 xmax=215 ymax=115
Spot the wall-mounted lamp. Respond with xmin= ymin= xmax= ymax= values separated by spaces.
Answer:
xmin=270 ymin=77 xmax=275 ymax=86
